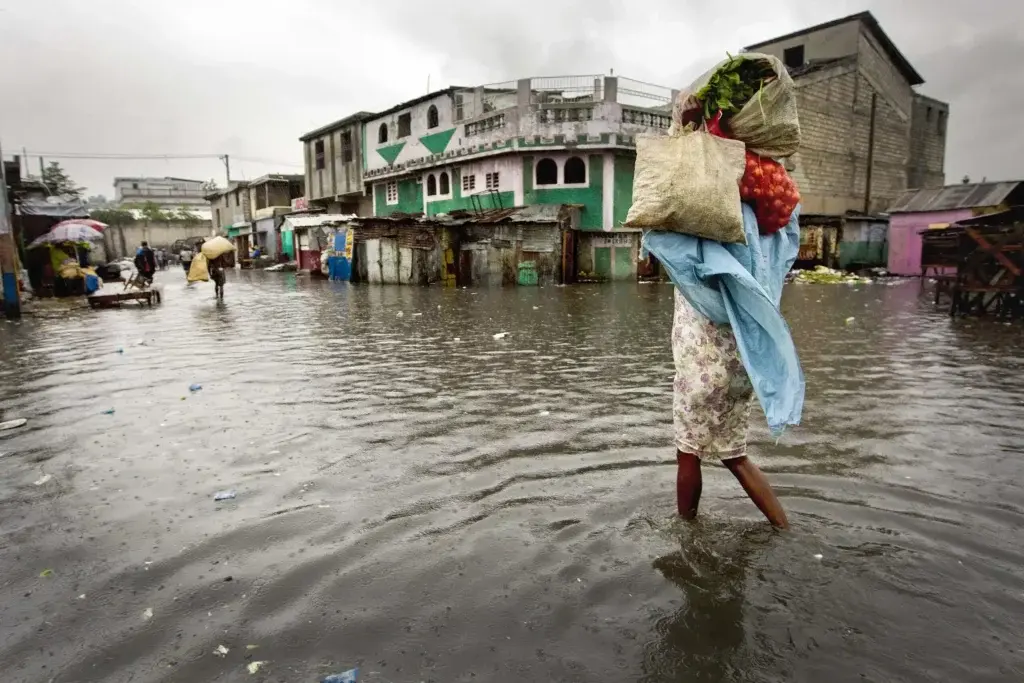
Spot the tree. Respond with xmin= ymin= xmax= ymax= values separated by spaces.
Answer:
xmin=39 ymin=161 xmax=85 ymax=198
xmin=90 ymin=207 xmax=135 ymax=227
xmin=200 ymin=178 xmax=219 ymax=193
xmin=175 ymin=206 xmax=200 ymax=224
xmin=137 ymin=201 xmax=168 ymax=223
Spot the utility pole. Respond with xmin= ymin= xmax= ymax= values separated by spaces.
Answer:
xmin=220 ymin=154 xmax=231 ymax=186
xmin=0 ymin=142 xmax=22 ymax=319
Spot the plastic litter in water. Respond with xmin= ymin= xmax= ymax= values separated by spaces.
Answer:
xmin=116 ymin=348 xmax=124 ymax=354
xmin=396 ymin=311 xmax=404 ymax=317
xmin=39 ymin=569 xmax=54 ymax=578
xmin=322 ymin=669 xmax=359 ymax=683
xmin=102 ymin=409 xmax=115 ymax=415
xmin=33 ymin=474 xmax=52 ymax=486
xmin=247 ymin=661 xmax=268 ymax=674
xmin=845 ymin=317 xmax=856 ymax=325
xmin=813 ymin=554 xmax=823 ymax=560
xmin=214 ymin=490 xmax=237 ymax=501
xmin=142 ymin=607 xmax=153 ymax=620
xmin=246 ymin=644 xmax=260 ymax=650
xmin=214 ymin=644 xmax=229 ymax=657
xmin=78 ymin=594 xmax=86 ymax=600
xmin=189 ymin=383 xmax=202 ymax=392
xmin=493 ymin=332 xmax=509 ymax=340
xmin=0 ymin=418 xmax=27 ymax=431
xmin=539 ymin=410 xmax=550 ymax=416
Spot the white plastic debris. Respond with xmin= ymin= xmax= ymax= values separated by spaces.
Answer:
xmin=247 ymin=661 xmax=268 ymax=674
xmin=844 ymin=317 xmax=856 ymax=325
xmin=78 ymin=594 xmax=86 ymax=600
xmin=396 ymin=311 xmax=404 ymax=317
xmin=813 ymin=554 xmax=823 ymax=560
xmin=33 ymin=474 xmax=52 ymax=486
xmin=0 ymin=418 xmax=27 ymax=431
xmin=214 ymin=644 xmax=229 ymax=656
xmin=493 ymin=332 xmax=509 ymax=340
xmin=452 ymin=337 xmax=460 ymax=342
xmin=539 ymin=410 xmax=550 ymax=416
xmin=143 ymin=607 xmax=154 ymax=620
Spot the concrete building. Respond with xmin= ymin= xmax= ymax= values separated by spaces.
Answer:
xmin=353 ymin=75 xmax=675 ymax=280
xmin=206 ymin=181 xmax=252 ymax=251
xmin=300 ymin=112 xmax=375 ymax=215
xmin=248 ymin=174 xmax=304 ymax=258
xmin=745 ymin=11 xmax=948 ymax=215
xmin=114 ymin=177 xmax=209 ymax=210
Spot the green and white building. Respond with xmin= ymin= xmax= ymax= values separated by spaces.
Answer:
xmin=302 ymin=75 xmax=676 ymax=281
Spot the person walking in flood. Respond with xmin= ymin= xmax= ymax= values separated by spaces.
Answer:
xmin=209 ymin=254 xmax=226 ymax=300
xmin=134 ymin=241 xmax=157 ymax=284
xmin=637 ymin=54 xmax=807 ymax=529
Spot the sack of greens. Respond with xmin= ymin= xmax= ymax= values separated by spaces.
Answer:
xmin=623 ymin=126 xmax=747 ymax=243
xmin=672 ymin=53 xmax=801 ymax=159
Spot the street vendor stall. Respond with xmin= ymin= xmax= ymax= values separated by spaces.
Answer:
xmin=26 ymin=221 xmax=106 ymax=297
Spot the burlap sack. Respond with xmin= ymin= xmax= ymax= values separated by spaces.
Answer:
xmin=187 ymin=253 xmax=210 ymax=282
xmin=624 ymin=130 xmax=746 ymax=243
xmin=671 ymin=53 xmax=801 ymax=159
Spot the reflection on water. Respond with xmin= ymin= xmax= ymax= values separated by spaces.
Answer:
xmin=1 ymin=272 xmax=1023 ymax=683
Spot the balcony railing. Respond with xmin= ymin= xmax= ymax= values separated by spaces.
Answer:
xmin=120 ymin=188 xmax=206 ymax=199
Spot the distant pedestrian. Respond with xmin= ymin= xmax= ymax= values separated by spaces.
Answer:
xmin=180 ymin=244 xmax=194 ymax=273
xmin=209 ymin=255 xmax=226 ymax=300
xmin=134 ymin=241 xmax=157 ymax=284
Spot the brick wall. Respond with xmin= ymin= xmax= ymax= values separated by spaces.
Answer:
xmin=908 ymin=94 xmax=948 ymax=189
xmin=856 ymin=29 xmax=912 ymax=117
xmin=790 ymin=61 xmax=913 ymax=213
xmin=790 ymin=65 xmax=861 ymax=213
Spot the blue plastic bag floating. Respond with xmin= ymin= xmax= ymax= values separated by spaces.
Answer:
xmin=189 ymin=383 xmax=202 ymax=392
xmin=322 ymin=669 xmax=358 ymax=683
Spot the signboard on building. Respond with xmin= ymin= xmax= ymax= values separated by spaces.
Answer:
xmin=592 ymin=234 xmax=633 ymax=248
xmin=291 ymin=197 xmax=309 ymax=212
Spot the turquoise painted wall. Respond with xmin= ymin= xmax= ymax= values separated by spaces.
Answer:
xmin=613 ymin=155 xmax=635 ymax=229
xmin=523 ymin=155 xmax=604 ymax=230
xmin=282 ymin=230 xmax=295 ymax=258
xmin=374 ymin=178 xmax=424 ymax=216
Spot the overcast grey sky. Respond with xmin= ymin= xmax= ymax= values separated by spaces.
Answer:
xmin=0 ymin=0 xmax=1017 ymax=196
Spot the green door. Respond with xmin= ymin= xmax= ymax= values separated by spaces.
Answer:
xmin=594 ymin=247 xmax=611 ymax=279
xmin=613 ymin=246 xmax=634 ymax=280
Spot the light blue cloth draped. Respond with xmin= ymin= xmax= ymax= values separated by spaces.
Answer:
xmin=642 ymin=203 xmax=804 ymax=435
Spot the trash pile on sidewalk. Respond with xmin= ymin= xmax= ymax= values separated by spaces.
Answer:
xmin=790 ymin=266 xmax=873 ymax=284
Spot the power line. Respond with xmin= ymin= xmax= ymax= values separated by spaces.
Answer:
xmin=16 ymin=151 xmax=303 ymax=167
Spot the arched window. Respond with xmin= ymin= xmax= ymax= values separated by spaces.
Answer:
xmin=427 ymin=105 xmax=439 ymax=129
xmin=426 ymin=174 xmax=437 ymax=196
xmin=564 ymin=156 xmax=587 ymax=184
xmin=378 ymin=123 xmax=388 ymax=144
xmin=439 ymin=171 xmax=450 ymax=195
xmin=536 ymin=157 xmax=558 ymax=186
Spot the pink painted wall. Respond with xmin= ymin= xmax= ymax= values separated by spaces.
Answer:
xmin=887 ymin=209 xmax=974 ymax=275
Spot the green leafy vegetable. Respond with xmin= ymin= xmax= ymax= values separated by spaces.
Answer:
xmin=695 ymin=55 xmax=776 ymax=121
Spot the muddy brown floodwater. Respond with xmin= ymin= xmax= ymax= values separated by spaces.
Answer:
xmin=1 ymin=271 xmax=1024 ymax=683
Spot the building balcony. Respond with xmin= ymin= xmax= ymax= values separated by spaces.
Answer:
xmin=362 ymin=76 xmax=677 ymax=181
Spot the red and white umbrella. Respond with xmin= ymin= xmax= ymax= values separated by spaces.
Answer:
xmin=51 ymin=219 xmax=108 ymax=233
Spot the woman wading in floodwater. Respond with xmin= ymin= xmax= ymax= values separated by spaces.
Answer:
xmin=637 ymin=54 xmax=806 ymax=529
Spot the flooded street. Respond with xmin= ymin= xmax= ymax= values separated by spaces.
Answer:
xmin=2 ymin=271 xmax=1024 ymax=683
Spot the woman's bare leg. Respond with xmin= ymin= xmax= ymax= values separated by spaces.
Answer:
xmin=722 ymin=456 xmax=789 ymax=529
xmin=676 ymin=451 xmax=702 ymax=519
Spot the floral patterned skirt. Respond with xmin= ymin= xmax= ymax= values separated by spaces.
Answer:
xmin=672 ymin=289 xmax=754 ymax=461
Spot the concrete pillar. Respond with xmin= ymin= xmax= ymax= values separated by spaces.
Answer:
xmin=603 ymin=76 xmax=618 ymax=103
xmin=517 ymin=79 xmax=531 ymax=108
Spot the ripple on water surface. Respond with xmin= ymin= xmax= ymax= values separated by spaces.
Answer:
xmin=1 ymin=272 xmax=1023 ymax=682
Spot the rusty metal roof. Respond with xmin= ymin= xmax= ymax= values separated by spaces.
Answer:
xmin=888 ymin=181 xmax=1023 ymax=213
